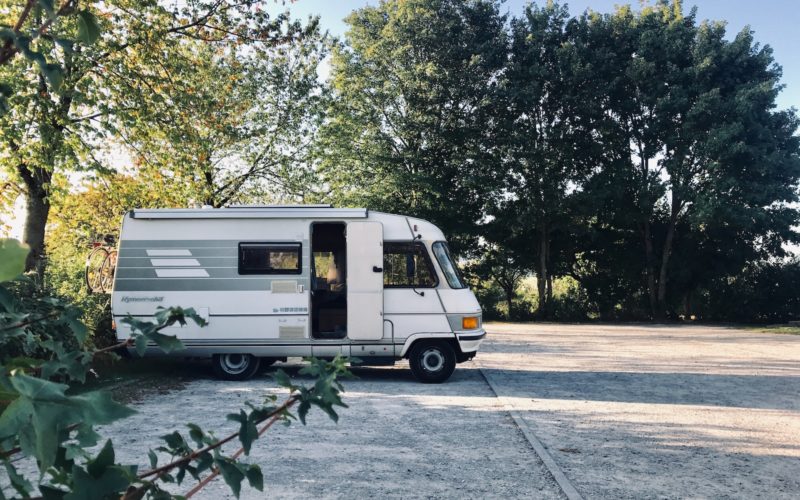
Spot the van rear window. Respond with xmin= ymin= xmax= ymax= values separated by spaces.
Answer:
xmin=238 ymin=243 xmax=301 ymax=275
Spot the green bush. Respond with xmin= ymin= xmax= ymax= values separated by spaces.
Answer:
xmin=697 ymin=260 xmax=800 ymax=323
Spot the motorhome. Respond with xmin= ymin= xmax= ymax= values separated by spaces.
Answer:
xmin=110 ymin=205 xmax=485 ymax=383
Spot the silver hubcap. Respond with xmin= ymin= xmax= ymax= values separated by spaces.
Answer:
xmin=220 ymin=354 xmax=250 ymax=374
xmin=421 ymin=348 xmax=445 ymax=372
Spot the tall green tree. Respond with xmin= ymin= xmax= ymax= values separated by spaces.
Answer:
xmin=578 ymin=1 xmax=800 ymax=318
xmin=319 ymin=0 xmax=508 ymax=253
xmin=498 ymin=2 xmax=600 ymax=315
xmin=119 ymin=19 xmax=328 ymax=208
xmin=0 ymin=0 xmax=314 ymax=276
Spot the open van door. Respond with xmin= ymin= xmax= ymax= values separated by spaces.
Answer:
xmin=346 ymin=221 xmax=384 ymax=340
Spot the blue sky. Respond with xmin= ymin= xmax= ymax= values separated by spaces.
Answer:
xmin=281 ymin=0 xmax=799 ymax=111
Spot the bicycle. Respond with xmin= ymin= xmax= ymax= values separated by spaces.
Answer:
xmin=85 ymin=235 xmax=118 ymax=294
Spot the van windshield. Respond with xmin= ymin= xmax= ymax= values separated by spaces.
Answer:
xmin=432 ymin=241 xmax=465 ymax=289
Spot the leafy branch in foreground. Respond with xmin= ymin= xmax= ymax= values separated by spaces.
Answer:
xmin=0 ymin=249 xmax=351 ymax=498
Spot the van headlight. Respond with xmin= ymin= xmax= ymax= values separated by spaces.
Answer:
xmin=462 ymin=316 xmax=480 ymax=330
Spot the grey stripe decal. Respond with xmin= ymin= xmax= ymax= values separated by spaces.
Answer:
xmin=120 ymin=239 xmax=306 ymax=249
xmin=117 ymin=267 xmax=309 ymax=280
xmin=119 ymin=248 xmax=238 ymax=258
xmin=139 ymin=341 xmax=398 ymax=347
xmin=114 ymin=279 xmax=310 ymax=292
xmin=118 ymin=256 xmax=238 ymax=265
xmin=113 ymin=313 xmax=309 ymax=318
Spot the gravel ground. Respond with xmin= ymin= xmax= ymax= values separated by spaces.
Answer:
xmin=96 ymin=360 xmax=564 ymax=499
xmin=6 ymin=323 xmax=798 ymax=499
xmin=479 ymin=323 xmax=800 ymax=499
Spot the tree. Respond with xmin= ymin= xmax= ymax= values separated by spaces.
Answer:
xmin=318 ymin=0 xmax=508 ymax=254
xmin=497 ymin=2 xmax=600 ymax=316
xmin=578 ymin=1 xmax=800 ymax=318
xmin=0 ymin=0 xmax=316 ymax=277
xmin=470 ymin=243 xmax=527 ymax=320
xmin=119 ymin=18 xmax=329 ymax=208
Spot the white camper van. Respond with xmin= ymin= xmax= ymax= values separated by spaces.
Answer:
xmin=110 ymin=205 xmax=485 ymax=383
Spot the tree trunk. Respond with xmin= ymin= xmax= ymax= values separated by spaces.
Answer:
xmin=18 ymin=164 xmax=51 ymax=279
xmin=537 ymin=224 xmax=548 ymax=317
xmin=642 ymin=220 xmax=658 ymax=318
xmin=656 ymin=218 xmax=677 ymax=318
xmin=505 ymin=288 xmax=514 ymax=320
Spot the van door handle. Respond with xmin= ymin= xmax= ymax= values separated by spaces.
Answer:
xmin=373 ymin=266 xmax=383 ymax=272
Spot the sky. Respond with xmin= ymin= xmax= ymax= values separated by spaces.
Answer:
xmin=281 ymin=0 xmax=800 ymax=111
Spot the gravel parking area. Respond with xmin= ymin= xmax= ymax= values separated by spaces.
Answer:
xmin=99 ymin=360 xmax=564 ymax=499
xmin=9 ymin=323 xmax=797 ymax=499
xmin=479 ymin=323 xmax=800 ymax=499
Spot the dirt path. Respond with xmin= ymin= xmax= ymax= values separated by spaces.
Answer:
xmin=479 ymin=323 xmax=800 ymax=499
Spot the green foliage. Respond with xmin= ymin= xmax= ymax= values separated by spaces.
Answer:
xmin=695 ymin=259 xmax=800 ymax=323
xmin=320 ymin=0 xmax=508 ymax=253
xmin=0 ymin=239 xmax=26 ymax=282
xmin=0 ymin=276 xmax=352 ymax=498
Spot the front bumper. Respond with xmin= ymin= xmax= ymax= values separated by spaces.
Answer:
xmin=456 ymin=329 xmax=486 ymax=353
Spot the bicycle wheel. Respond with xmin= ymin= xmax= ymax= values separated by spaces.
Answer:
xmin=85 ymin=246 xmax=109 ymax=293
xmin=99 ymin=249 xmax=118 ymax=293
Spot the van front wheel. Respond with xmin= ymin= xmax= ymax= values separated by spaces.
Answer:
xmin=408 ymin=341 xmax=456 ymax=383
xmin=212 ymin=353 xmax=260 ymax=380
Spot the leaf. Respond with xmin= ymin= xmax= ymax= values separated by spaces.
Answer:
xmin=0 ymin=28 xmax=15 ymax=42
xmin=39 ymin=485 xmax=68 ymax=500
xmin=148 ymin=449 xmax=158 ymax=468
xmin=245 ymin=464 xmax=264 ymax=491
xmin=41 ymin=63 xmax=64 ymax=92
xmin=146 ymin=331 xmax=184 ymax=353
xmin=64 ymin=464 xmax=131 ymax=500
xmin=160 ymin=430 xmax=189 ymax=454
xmin=0 ymin=239 xmax=28 ymax=282
xmin=215 ymin=459 xmax=245 ymax=498
xmin=0 ymin=375 xmax=134 ymax=470
xmin=227 ymin=409 xmax=257 ymax=455
xmin=186 ymin=423 xmax=205 ymax=446
xmin=76 ymin=10 xmax=101 ymax=45
xmin=3 ymin=460 xmax=32 ymax=498
xmin=134 ymin=334 xmax=147 ymax=356
xmin=54 ymin=38 xmax=74 ymax=54
xmin=272 ymin=369 xmax=294 ymax=390
xmin=37 ymin=0 xmax=55 ymax=17
xmin=87 ymin=439 xmax=115 ymax=478
xmin=75 ymin=424 xmax=101 ymax=447
xmin=64 ymin=313 xmax=88 ymax=344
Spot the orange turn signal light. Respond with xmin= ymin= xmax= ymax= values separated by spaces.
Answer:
xmin=462 ymin=316 xmax=479 ymax=330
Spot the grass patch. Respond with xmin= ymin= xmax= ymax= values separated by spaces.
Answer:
xmin=746 ymin=325 xmax=800 ymax=335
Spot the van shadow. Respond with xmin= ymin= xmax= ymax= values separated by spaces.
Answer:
xmin=479 ymin=367 xmax=800 ymax=411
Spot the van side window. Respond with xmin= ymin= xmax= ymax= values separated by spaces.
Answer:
xmin=238 ymin=242 xmax=301 ymax=275
xmin=383 ymin=242 xmax=438 ymax=288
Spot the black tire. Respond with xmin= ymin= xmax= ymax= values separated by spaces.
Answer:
xmin=85 ymin=247 xmax=109 ymax=293
xmin=99 ymin=249 xmax=118 ymax=293
xmin=211 ymin=353 xmax=261 ymax=381
xmin=408 ymin=341 xmax=456 ymax=383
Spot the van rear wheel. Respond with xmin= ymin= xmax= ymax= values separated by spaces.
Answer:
xmin=408 ymin=341 xmax=456 ymax=383
xmin=211 ymin=353 xmax=260 ymax=380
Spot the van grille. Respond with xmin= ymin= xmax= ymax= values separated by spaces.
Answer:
xmin=271 ymin=280 xmax=298 ymax=293
xmin=279 ymin=326 xmax=305 ymax=339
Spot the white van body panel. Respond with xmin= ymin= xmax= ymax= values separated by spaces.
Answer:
xmin=111 ymin=207 xmax=485 ymax=362
xmin=346 ymin=221 xmax=384 ymax=340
